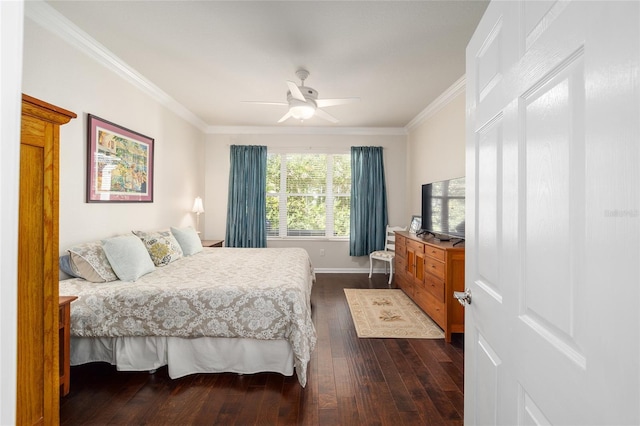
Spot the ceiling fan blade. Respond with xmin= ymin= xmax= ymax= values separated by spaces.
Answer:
xmin=287 ymin=81 xmax=306 ymax=102
xmin=241 ymin=101 xmax=288 ymax=106
xmin=315 ymin=98 xmax=360 ymax=108
xmin=277 ymin=110 xmax=293 ymax=123
xmin=314 ymin=108 xmax=339 ymax=123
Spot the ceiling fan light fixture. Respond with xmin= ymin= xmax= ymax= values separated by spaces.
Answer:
xmin=245 ymin=69 xmax=358 ymax=123
xmin=289 ymin=99 xmax=316 ymax=120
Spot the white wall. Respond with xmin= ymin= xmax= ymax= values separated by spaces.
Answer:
xmin=204 ymin=133 xmax=407 ymax=271
xmin=406 ymin=90 xmax=466 ymax=216
xmin=0 ymin=1 xmax=24 ymax=422
xmin=22 ymin=19 xmax=206 ymax=252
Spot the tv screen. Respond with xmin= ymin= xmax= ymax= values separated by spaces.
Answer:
xmin=421 ymin=177 xmax=465 ymax=240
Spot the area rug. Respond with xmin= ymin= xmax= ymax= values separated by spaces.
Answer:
xmin=344 ymin=289 xmax=444 ymax=339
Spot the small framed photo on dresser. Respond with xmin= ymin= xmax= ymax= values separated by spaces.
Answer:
xmin=409 ymin=215 xmax=422 ymax=234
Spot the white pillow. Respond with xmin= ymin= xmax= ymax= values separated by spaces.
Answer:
xmin=170 ymin=226 xmax=203 ymax=256
xmin=101 ymin=235 xmax=155 ymax=281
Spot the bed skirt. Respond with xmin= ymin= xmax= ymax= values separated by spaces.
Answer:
xmin=71 ymin=336 xmax=295 ymax=379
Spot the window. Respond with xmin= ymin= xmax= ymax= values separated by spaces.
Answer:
xmin=266 ymin=152 xmax=351 ymax=238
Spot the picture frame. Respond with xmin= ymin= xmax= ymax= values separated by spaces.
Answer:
xmin=87 ymin=114 xmax=154 ymax=202
xmin=409 ymin=215 xmax=422 ymax=234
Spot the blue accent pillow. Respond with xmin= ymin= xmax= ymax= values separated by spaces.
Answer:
xmin=59 ymin=254 xmax=82 ymax=278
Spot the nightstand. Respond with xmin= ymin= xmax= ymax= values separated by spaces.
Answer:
xmin=59 ymin=296 xmax=77 ymax=396
xmin=201 ymin=239 xmax=224 ymax=247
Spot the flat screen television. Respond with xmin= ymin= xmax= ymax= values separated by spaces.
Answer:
xmin=421 ymin=176 xmax=465 ymax=241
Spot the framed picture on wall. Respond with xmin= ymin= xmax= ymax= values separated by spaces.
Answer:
xmin=409 ymin=215 xmax=422 ymax=233
xmin=87 ymin=114 xmax=154 ymax=202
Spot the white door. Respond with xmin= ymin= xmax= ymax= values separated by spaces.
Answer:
xmin=465 ymin=1 xmax=639 ymax=424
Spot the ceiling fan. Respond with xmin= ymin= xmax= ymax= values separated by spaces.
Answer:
xmin=243 ymin=69 xmax=359 ymax=123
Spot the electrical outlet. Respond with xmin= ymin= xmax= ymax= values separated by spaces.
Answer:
xmin=320 ymin=249 xmax=325 ymax=257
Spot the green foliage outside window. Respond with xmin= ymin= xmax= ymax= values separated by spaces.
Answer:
xmin=266 ymin=152 xmax=350 ymax=238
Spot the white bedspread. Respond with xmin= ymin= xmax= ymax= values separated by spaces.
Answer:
xmin=59 ymin=247 xmax=316 ymax=386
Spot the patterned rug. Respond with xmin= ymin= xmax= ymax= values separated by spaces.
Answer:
xmin=344 ymin=288 xmax=444 ymax=339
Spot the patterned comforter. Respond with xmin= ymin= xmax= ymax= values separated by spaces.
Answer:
xmin=59 ymin=247 xmax=317 ymax=386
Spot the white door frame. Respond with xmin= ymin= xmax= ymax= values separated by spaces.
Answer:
xmin=0 ymin=1 xmax=24 ymax=424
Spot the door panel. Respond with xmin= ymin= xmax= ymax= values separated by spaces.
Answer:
xmin=466 ymin=1 xmax=639 ymax=424
xmin=475 ymin=333 xmax=503 ymax=425
xmin=522 ymin=52 xmax=585 ymax=359
xmin=477 ymin=116 xmax=502 ymax=297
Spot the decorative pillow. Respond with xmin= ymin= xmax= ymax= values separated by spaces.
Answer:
xmin=101 ymin=235 xmax=155 ymax=282
xmin=170 ymin=226 xmax=203 ymax=256
xmin=133 ymin=229 xmax=184 ymax=266
xmin=59 ymin=254 xmax=82 ymax=279
xmin=67 ymin=241 xmax=118 ymax=283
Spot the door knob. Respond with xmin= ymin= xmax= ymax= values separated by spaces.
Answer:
xmin=454 ymin=288 xmax=472 ymax=306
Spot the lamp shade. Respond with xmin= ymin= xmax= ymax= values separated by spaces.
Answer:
xmin=192 ymin=196 xmax=204 ymax=214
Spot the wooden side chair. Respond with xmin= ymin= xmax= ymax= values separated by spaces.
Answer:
xmin=368 ymin=225 xmax=407 ymax=285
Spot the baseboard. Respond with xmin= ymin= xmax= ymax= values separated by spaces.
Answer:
xmin=313 ymin=267 xmax=391 ymax=274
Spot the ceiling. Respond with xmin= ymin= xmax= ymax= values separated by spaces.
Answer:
xmin=44 ymin=1 xmax=489 ymax=130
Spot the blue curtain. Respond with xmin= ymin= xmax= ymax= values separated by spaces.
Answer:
xmin=225 ymin=145 xmax=267 ymax=248
xmin=350 ymin=146 xmax=388 ymax=256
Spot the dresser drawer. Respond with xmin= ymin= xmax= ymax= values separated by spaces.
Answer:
xmin=394 ymin=234 xmax=407 ymax=258
xmin=395 ymin=255 xmax=407 ymax=274
xmin=424 ymin=256 xmax=445 ymax=280
xmin=423 ymin=273 xmax=445 ymax=302
xmin=424 ymin=245 xmax=445 ymax=262
xmin=414 ymin=286 xmax=445 ymax=328
xmin=406 ymin=239 xmax=425 ymax=254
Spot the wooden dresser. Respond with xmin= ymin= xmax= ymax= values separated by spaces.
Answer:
xmin=17 ymin=95 xmax=76 ymax=425
xmin=394 ymin=231 xmax=465 ymax=342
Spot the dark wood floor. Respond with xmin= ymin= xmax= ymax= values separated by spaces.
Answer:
xmin=60 ymin=273 xmax=464 ymax=425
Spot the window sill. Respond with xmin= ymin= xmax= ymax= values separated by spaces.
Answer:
xmin=267 ymin=237 xmax=349 ymax=242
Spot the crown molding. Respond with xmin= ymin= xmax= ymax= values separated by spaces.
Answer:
xmin=206 ymin=125 xmax=407 ymax=136
xmin=25 ymin=0 xmax=416 ymax=138
xmin=25 ymin=0 xmax=209 ymax=132
xmin=405 ymin=75 xmax=466 ymax=131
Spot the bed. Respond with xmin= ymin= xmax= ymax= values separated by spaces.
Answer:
xmin=59 ymin=241 xmax=317 ymax=387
